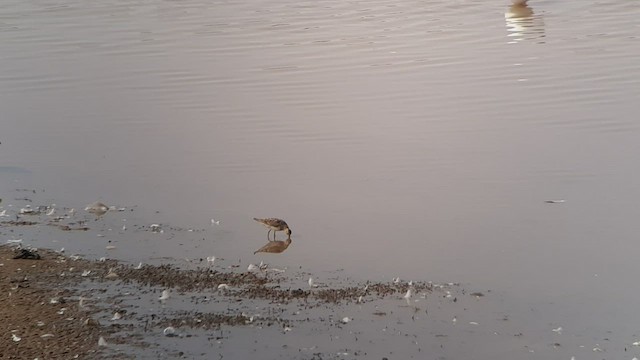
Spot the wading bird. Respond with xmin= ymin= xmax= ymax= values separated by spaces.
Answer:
xmin=253 ymin=217 xmax=292 ymax=241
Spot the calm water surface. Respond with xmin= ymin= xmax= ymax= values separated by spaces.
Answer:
xmin=2 ymin=0 xmax=640 ymax=351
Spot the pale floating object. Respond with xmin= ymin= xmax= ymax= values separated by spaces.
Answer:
xmin=247 ymin=263 xmax=259 ymax=272
xmin=46 ymin=208 xmax=55 ymax=216
xmin=20 ymin=206 xmax=34 ymax=214
xmin=105 ymin=268 xmax=118 ymax=279
xmin=545 ymin=200 xmax=566 ymax=204
xmin=552 ymin=326 xmax=562 ymax=334
xmin=593 ymin=346 xmax=602 ymax=352
xmin=11 ymin=333 xmax=21 ymax=342
xmin=58 ymin=247 xmax=65 ymax=253
xmin=469 ymin=322 xmax=479 ymax=325
xmin=308 ymin=277 xmax=316 ymax=288
xmin=211 ymin=218 xmax=220 ymax=226
xmin=163 ymin=327 xmax=176 ymax=336
xmin=0 ymin=209 xmax=7 ymax=217
xmin=452 ymin=316 xmax=457 ymax=323
xmin=81 ymin=270 xmax=91 ymax=277
xmin=122 ymin=225 xmax=126 ymax=231
xmin=6 ymin=239 xmax=23 ymax=244
xmin=85 ymin=202 xmax=109 ymax=216
xmin=57 ymin=308 xmax=66 ymax=315
xmin=50 ymin=297 xmax=59 ymax=304
xmin=284 ymin=326 xmax=293 ymax=332
xmin=207 ymin=256 xmax=216 ymax=266
xmin=99 ymin=257 xmax=106 ymax=262
xmin=633 ymin=341 xmax=640 ymax=346
xmin=134 ymin=262 xmax=143 ymax=270
xmin=111 ymin=312 xmax=122 ymax=321
xmin=341 ymin=317 xmax=351 ymax=324
xmin=159 ymin=289 xmax=170 ymax=301
xmin=36 ymin=321 xmax=45 ymax=327
xmin=105 ymin=245 xmax=116 ymax=250
xmin=217 ymin=284 xmax=230 ymax=291
xmin=98 ymin=336 xmax=108 ymax=347
xmin=403 ymin=289 xmax=413 ymax=299
xmin=40 ymin=333 xmax=54 ymax=339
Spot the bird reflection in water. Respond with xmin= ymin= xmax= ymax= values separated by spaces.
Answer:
xmin=253 ymin=238 xmax=292 ymax=254
xmin=505 ymin=0 xmax=545 ymax=43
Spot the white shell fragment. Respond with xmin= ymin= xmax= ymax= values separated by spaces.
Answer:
xmin=105 ymin=268 xmax=118 ymax=279
xmin=403 ymin=289 xmax=413 ymax=299
xmin=134 ymin=262 xmax=143 ymax=270
xmin=159 ymin=289 xmax=170 ymax=301
xmin=163 ymin=327 xmax=176 ymax=336
xmin=12 ymin=334 xmax=21 ymax=342
xmin=111 ymin=312 xmax=122 ymax=321
xmin=98 ymin=336 xmax=108 ymax=346
xmin=247 ymin=263 xmax=259 ymax=272
xmin=217 ymin=284 xmax=230 ymax=291
xmin=341 ymin=317 xmax=351 ymax=324
xmin=85 ymin=202 xmax=109 ymax=215
xmin=552 ymin=326 xmax=562 ymax=334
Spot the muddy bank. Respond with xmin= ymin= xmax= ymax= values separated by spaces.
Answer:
xmin=0 ymin=245 xmax=465 ymax=359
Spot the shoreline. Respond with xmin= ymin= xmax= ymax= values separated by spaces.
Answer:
xmin=0 ymin=244 xmax=456 ymax=359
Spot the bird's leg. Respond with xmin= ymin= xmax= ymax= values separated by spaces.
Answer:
xmin=273 ymin=231 xmax=277 ymax=241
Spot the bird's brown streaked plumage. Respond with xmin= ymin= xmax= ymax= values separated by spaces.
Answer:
xmin=253 ymin=238 xmax=292 ymax=254
xmin=253 ymin=217 xmax=292 ymax=241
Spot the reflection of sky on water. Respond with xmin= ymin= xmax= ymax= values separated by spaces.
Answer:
xmin=505 ymin=4 xmax=545 ymax=44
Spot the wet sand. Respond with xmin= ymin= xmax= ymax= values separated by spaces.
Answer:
xmin=0 ymin=243 xmax=456 ymax=359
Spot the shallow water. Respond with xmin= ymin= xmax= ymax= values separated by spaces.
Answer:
xmin=2 ymin=0 xmax=640 ymax=356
